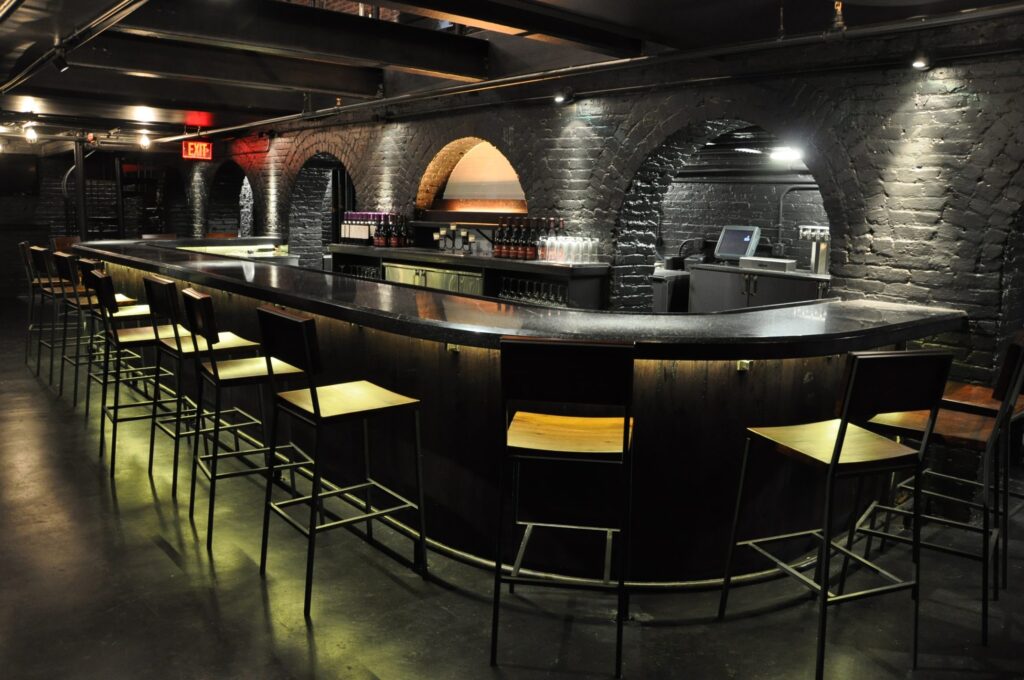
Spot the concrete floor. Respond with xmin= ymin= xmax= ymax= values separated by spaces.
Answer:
xmin=1 ymin=302 xmax=1022 ymax=680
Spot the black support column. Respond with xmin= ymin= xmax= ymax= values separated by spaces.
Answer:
xmin=73 ymin=139 xmax=88 ymax=240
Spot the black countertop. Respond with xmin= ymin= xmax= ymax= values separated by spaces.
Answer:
xmin=78 ymin=240 xmax=967 ymax=359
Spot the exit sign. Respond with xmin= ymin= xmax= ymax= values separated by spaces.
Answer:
xmin=182 ymin=140 xmax=213 ymax=161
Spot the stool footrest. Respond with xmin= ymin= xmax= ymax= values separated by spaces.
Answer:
xmin=269 ymin=478 xmax=416 ymax=537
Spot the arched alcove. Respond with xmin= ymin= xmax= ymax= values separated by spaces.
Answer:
xmin=287 ymin=152 xmax=355 ymax=268
xmin=616 ymin=119 xmax=827 ymax=310
xmin=205 ymin=160 xmax=250 ymax=236
xmin=416 ymin=137 xmax=526 ymax=214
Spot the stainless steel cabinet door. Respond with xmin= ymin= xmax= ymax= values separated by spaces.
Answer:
xmin=688 ymin=267 xmax=748 ymax=312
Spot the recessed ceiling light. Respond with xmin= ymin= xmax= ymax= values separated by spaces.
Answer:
xmin=139 ymin=133 xmax=151 ymax=149
xmin=24 ymin=126 xmax=38 ymax=143
xmin=912 ymin=52 xmax=930 ymax=70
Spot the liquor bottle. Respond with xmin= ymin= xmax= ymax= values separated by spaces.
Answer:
xmin=388 ymin=214 xmax=400 ymax=248
xmin=373 ymin=215 xmax=383 ymax=247
xmin=526 ymin=223 xmax=538 ymax=260
xmin=514 ymin=218 xmax=526 ymax=260
xmin=494 ymin=216 xmax=506 ymax=258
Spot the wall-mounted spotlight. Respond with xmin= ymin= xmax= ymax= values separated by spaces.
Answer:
xmin=52 ymin=48 xmax=69 ymax=73
xmin=553 ymin=87 xmax=574 ymax=105
xmin=24 ymin=125 xmax=37 ymax=143
xmin=911 ymin=52 xmax=930 ymax=71
xmin=139 ymin=133 xmax=151 ymax=149
xmin=769 ymin=146 xmax=803 ymax=162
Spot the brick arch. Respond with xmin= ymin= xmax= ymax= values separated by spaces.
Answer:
xmin=287 ymin=151 xmax=353 ymax=268
xmin=203 ymin=159 xmax=255 ymax=236
xmin=415 ymin=136 xmax=489 ymax=210
xmin=598 ymin=82 xmax=858 ymax=309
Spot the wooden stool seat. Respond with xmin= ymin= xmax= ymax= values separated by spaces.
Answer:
xmin=278 ymin=379 xmax=418 ymax=420
xmin=70 ymin=292 xmax=136 ymax=309
xmin=942 ymin=380 xmax=1024 ymax=417
xmin=112 ymin=304 xmax=151 ymax=319
xmin=201 ymin=356 xmax=301 ymax=384
xmin=116 ymin=323 xmax=192 ymax=347
xmin=42 ymin=283 xmax=88 ymax=296
xmin=870 ymin=409 xmax=994 ymax=448
xmin=507 ymin=412 xmax=632 ymax=455
xmin=160 ymin=330 xmax=257 ymax=355
xmin=750 ymin=419 xmax=916 ymax=467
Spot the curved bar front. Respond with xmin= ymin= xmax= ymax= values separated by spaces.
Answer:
xmin=78 ymin=241 xmax=966 ymax=584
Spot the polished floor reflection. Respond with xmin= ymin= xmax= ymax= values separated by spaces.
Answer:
xmin=0 ymin=302 xmax=1021 ymax=679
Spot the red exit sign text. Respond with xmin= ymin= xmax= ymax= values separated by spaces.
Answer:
xmin=182 ymin=140 xmax=213 ymax=161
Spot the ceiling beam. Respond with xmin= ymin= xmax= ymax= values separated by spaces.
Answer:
xmin=111 ymin=0 xmax=489 ymax=82
xmin=0 ymin=94 xmax=263 ymax=131
xmin=380 ymin=0 xmax=642 ymax=57
xmin=69 ymin=34 xmax=383 ymax=98
xmin=16 ymin=68 xmax=338 ymax=118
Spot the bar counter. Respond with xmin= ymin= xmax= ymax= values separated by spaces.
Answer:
xmin=78 ymin=240 xmax=967 ymax=585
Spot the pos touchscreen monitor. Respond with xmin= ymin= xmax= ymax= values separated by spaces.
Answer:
xmin=714 ymin=226 xmax=761 ymax=261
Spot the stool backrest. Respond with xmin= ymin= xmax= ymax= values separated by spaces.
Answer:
xmin=143 ymin=275 xmax=185 ymax=352
xmin=18 ymin=241 xmax=34 ymax=284
xmin=256 ymin=305 xmax=321 ymax=375
xmin=831 ymin=349 xmax=953 ymax=469
xmin=500 ymin=337 xmax=634 ymax=411
xmin=181 ymin=287 xmax=222 ymax=377
xmin=77 ymin=258 xmax=102 ymax=282
xmin=840 ymin=350 xmax=953 ymax=423
xmin=992 ymin=331 xmax=1024 ymax=404
xmin=29 ymin=246 xmax=56 ymax=286
xmin=52 ymin=252 xmax=86 ymax=308
xmin=50 ymin=235 xmax=80 ymax=253
xmin=87 ymin=270 xmax=119 ymax=318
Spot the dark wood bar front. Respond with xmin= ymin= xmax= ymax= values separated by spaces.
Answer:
xmin=78 ymin=240 xmax=966 ymax=584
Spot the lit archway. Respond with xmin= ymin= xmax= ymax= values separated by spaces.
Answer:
xmin=615 ymin=120 xmax=827 ymax=309
xmin=416 ymin=137 xmax=526 ymax=214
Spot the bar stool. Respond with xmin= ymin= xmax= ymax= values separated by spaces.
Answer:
xmin=256 ymin=304 xmax=428 ymax=618
xmin=87 ymin=269 xmax=179 ymax=478
xmin=142 ymin=276 xmax=256 ymax=496
xmin=861 ymin=332 xmax=1024 ymax=644
xmin=181 ymin=288 xmax=301 ymax=550
xmin=29 ymin=246 xmax=84 ymax=381
xmin=718 ymin=349 xmax=953 ymax=680
xmin=79 ymin=259 xmax=149 ymax=418
xmin=490 ymin=337 xmax=635 ymax=678
xmin=18 ymin=241 xmax=46 ymax=364
xmin=52 ymin=252 xmax=140 ymax=401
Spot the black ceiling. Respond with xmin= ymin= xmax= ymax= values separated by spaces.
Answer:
xmin=0 ymin=0 xmax=1017 ymax=149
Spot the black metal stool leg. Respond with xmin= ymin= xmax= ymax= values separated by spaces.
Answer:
xmin=912 ymin=461 xmax=922 ymax=669
xmin=490 ymin=452 xmax=508 ymax=667
xmin=303 ymin=430 xmax=322 ymax=619
xmin=188 ymin=376 xmax=205 ymax=521
xmin=614 ymin=435 xmax=635 ymax=679
xmin=719 ymin=438 xmax=750 ymax=620
xmin=838 ymin=475 xmax=865 ymax=595
xmin=98 ymin=341 xmax=111 ymax=457
xmin=172 ymin=357 xmax=186 ymax=499
xmin=148 ymin=349 xmax=163 ymax=476
xmin=47 ymin=296 xmax=59 ymax=384
xmin=1001 ymin=429 xmax=1010 ymax=589
xmin=71 ymin=305 xmax=85 ymax=407
xmin=58 ymin=306 xmax=71 ymax=396
xmin=363 ymin=418 xmax=374 ymax=542
xmin=412 ymin=410 xmax=428 ymax=575
xmin=35 ymin=295 xmax=47 ymax=377
xmin=814 ymin=483 xmax=835 ymax=680
xmin=109 ymin=348 xmax=123 ymax=478
xmin=84 ymin=314 xmax=97 ymax=420
xmin=259 ymin=405 xmax=280 ymax=577
xmin=206 ymin=385 xmax=223 ymax=552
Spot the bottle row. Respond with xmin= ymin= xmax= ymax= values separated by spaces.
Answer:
xmin=493 ymin=216 xmax=565 ymax=260
xmin=338 ymin=212 xmax=412 ymax=247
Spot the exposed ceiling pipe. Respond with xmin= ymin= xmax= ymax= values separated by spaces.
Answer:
xmin=0 ymin=0 xmax=26 ymax=25
xmin=155 ymin=0 xmax=1024 ymax=144
xmin=0 ymin=0 xmax=150 ymax=94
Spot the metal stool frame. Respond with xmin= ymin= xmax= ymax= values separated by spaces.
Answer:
xmin=719 ymin=349 xmax=953 ymax=680
xmin=490 ymin=337 xmax=636 ymax=678
xmin=256 ymin=304 xmax=428 ymax=619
